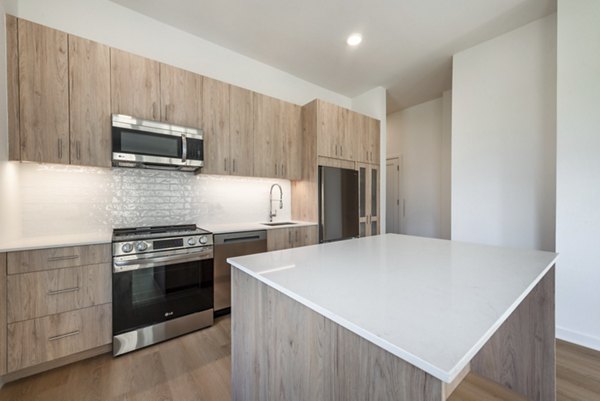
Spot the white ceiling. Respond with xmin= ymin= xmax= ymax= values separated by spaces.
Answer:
xmin=111 ymin=0 xmax=556 ymax=113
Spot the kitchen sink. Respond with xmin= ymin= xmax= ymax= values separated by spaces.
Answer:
xmin=262 ymin=222 xmax=298 ymax=227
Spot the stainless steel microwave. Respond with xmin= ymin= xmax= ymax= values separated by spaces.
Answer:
xmin=111 ymin=114 xmax=204 ymax=172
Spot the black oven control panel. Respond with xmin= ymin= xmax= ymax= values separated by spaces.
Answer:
xmin=113 ymin=234 xmax=213 ymax=257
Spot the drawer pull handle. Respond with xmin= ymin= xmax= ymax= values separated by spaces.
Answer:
xmin=47 ymin=255 xmax=79 ymax=262
xmin=48 ymin=287 xmax=80 ymax=296
xmin=48 ymin=330 xmax=80 ymax=342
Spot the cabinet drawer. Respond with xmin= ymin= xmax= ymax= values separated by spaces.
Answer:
xmin=7 ymin=304 xmax=112 ymax=372
xmin=7 ymin=244 xmax=110 ymax=274
xmin=7 ymin=263 xmax=111 ymax=323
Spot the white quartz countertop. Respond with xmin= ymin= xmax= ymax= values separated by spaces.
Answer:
xmin=228 ymin=234 xmax=558 ymax=383
xmin=0 ymin=221 xmax=317 ymax=252
xmin=202 ymin=221 xmax=317 ymax=234
xmin=0 ymin=232 xmax=112 ymax=253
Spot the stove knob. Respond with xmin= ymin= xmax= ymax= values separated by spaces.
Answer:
xmin=121 ymin=243 xmax=133 ymax=253
xmin=136 ymin=241 xmax=148 ymax=252
xmin=199 ymin=236 xmax=208 ymax=245
xmin=187 ymin=237 xmax=197 ymax=246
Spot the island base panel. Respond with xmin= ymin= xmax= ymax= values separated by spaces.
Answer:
xmin=232 ymin=269 xmax=444 ymax=401
xmin=472 ymin=266 xmax=555 ymax=401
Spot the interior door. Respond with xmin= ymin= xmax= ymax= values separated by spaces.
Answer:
xmin=386 ymin=158 xmax=400 ymax=233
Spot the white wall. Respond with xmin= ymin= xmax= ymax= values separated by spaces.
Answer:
xmin=0 ymin=0 xmax=8 ymax=161
xmin=452 ymin=14 xmax=556 ymax=252
xmin=3 ymin=0 xmax=350 ymax=109
xmin=440 ymin=90 xmax=452 ymax=239
xmin=351 ymin=87 xmax=387 ymax=234
xmin=387 ymin=97 xmax=445 ymax=238
xmin=555 ymin=0 xmax=600 ymax=351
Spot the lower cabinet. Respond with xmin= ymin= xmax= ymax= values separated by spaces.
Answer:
xmin=267 ymin=225 xmax=318 ymax=251
xmin=7 ymin=304 xmax=111 ymax=372
xmin=1 ymin=244 xmax=112 ymax=377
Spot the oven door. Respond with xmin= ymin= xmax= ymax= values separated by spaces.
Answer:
xmin=112 ymin=250 xmax=214 ymax=336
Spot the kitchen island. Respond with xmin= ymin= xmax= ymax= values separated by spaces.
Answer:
xmin=228 ymin=234 xmax=558 ymax=401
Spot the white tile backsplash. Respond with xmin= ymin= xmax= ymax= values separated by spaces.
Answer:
xmin=0 ymin=162 xmax=291 ymax=242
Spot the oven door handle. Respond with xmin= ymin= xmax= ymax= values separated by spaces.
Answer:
xmin=113 ymin=252 xmax=211 ymax=273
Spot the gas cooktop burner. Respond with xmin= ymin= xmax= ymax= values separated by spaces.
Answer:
xmin=112 ymin=224 xmax=211 ymax=241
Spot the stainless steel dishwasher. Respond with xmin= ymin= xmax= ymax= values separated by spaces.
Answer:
xmin=213 ymin=230 xmax=267 ymax=315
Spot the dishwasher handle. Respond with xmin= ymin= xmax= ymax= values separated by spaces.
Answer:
xmin=214 ymin=230 xmax=267 ymax=245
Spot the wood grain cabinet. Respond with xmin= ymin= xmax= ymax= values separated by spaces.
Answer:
xmin=9 ymin=18 xmax=112 ymax=168
xmin=159 ymin=63 xmax=203 ymax=128
xmin=202 ymin=77 xmax=231 ymax=175
xmin=7 ymin=304 xmax=111 ymax=372
xmin=308 ymin=99 xmax=379 ymax=164
xmin=1 ymin=244 xmax=112 ymax=376
xmin=69 ymin=35 xmax=111 ymax=167
xmin=267 ymin=225 xmax=318 ymax=251
xmin=318 ymin=101 xmax=349 ymax=160
xmin=254 ymin=93 xmax=283 ymax=179
xmin=282 ymin=101 xmax=303 ymax=180
xmin=17 ymin=19 xmax=69 ymax=164
xmin=229 ymin=85 xmax=255 ymax=176
xmin=253 ymin=93 xmax=302 ymax=180
xmin=7 ymin=263 xmax=111 ymax=323
xmin=110 ymin=48 xmax=161 ymax=121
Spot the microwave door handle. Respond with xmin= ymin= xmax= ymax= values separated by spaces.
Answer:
xmin=113 ymin=252 xmax=211 ymax=272
xmin=181 ymin=134 xmax=187 ymax=163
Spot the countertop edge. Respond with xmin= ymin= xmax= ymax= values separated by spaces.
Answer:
xmin=229 ymin=253 xmax=559 ymax=384
xmin=0 ymin=236 xmax=112 ymax=253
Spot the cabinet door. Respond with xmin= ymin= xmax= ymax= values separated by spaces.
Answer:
xmin=110 ymin=48 xmax=160 ymax=121
xmin=358 ymin=163 xmax=370 ymax=237
xmin=159 ymin=64 xmax=202 ymax=128
xmin=369 ymin=165 xmax=380 ymax=235
xmin=369 ymin=118 xmax=381 ymax=164
xmin=357 ymin=163 xmax=379 ymax=236
xmin=345 ymin=111 xmax=365 ymax=162
xmin=267 ymin=228 xmax=293 ymax=251
xmin=355 ymin=113 xmax=371 ymax=164
xmin=282 ymin=101 xmax=302 ymax=180
xmin=293 ymin=226 xmax=318 ymax=248
xmin=68 ymin=35 xmax=111 ymax=168
xmin=229 ymin=85 xmax=254 ymax=176
xmin=18 ymin=19 xmax=69 ymax=164
xmin=318 ymin=101 xmax=345 ymax=159
xmin=202 ymin=77 xmax=230 ymax=175
xmin=254 ymin=93 xmax=282 ymax=178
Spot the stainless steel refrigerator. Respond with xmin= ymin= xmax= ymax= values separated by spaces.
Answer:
xmin=318 ymin=166 xmax=359 ymax=243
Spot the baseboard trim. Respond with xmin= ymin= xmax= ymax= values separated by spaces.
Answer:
xmin=556 ymin=326 xmax=600 ymax=352
xmin=0 ymin=344 xmax=112 ymax=388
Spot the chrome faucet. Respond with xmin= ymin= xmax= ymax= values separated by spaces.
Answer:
xmin=269 ymin=184 xmax=283 ymax=222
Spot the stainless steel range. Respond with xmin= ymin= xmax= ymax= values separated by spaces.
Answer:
xmin=112 ymin=224 xmax=214 ymax=356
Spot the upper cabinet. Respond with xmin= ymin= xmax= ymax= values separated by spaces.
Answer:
xmin=229 ymin=85 xmax=254 ymax=177
xmin=253 ymin=93 xmax=302 ymax=180
xmin=18 ymin=19 xmax=69 ymax=164
xmin=254 ymin=93 xmax=282 ymax=178
xmin=6 ymin=16 xmax=305 ymax=179
xmin=308 ymin=100 xmax=380 ymax=164
xmin=356 ymin=113 xmax=380 ymax=164
xmin=202 ymin=77 xmax=231 ymax=175
xmin=69 ymin=36 xmax=111 ymax=168
xmin=318 ymin=101 xmax=348 ymax=160
xmin=110 ymin=48 xmax=161 ymax=121
xmin=159 ymin=63 xmax=202 ymax=128
xmin=282 ymin=101 xmax=302 ymax=180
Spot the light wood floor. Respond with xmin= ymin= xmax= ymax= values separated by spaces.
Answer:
xmin=0 ymin=316 xmax=598 ymax=401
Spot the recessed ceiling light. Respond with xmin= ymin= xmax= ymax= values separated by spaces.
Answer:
xmin=346 ymin=33 xmax=362 ymax=46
